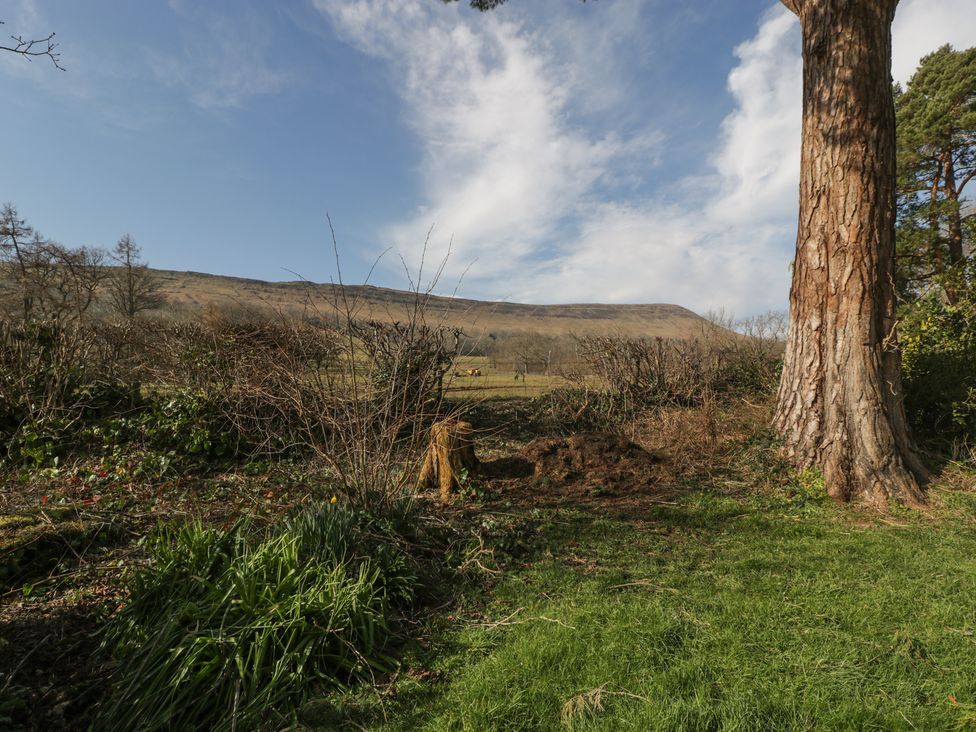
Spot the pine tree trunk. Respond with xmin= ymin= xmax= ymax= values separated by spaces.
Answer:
xmin=774 ymin=0 xmax=928 ymax=506
xmin=930 ymin=162 xmax=944 ymax=276
xmin=944 ymin=156 xmax=966 ymax=267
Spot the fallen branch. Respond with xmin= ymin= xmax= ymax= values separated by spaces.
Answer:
xmin=607 ymin=579 xmax=679 ymax=593
xmin=472 ymin=607 xmax=577 ymax=631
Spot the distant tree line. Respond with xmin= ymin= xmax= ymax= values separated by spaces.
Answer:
xmin=0 ymin=204 xmax=165 ymax=324
xmin=459 ymin=331 xmax=577 ymax=376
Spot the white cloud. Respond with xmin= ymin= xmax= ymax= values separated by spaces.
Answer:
xmin=504 ymin=2 xmax=801 ymax=314
xmin=1 ymin=0 xmax=290 ymax=124
xmin=892 ymin=0 xmax=976 ymax=85
xmin=320 ymin=0 xmax=975 ymax=315
xmin=6 ymin=0 xmax=41 ymax=32
xmin=318 ymin=0 xmax=659 ymax=285
xmin=708 ymin=8 xmax=801 ymax=228
xmin=151 ymin=8 xmax=291 ymax=110
xmin=507 ymin=7 xmax=800 ymax=313
xmin=0 ymin=0 xmax=54 ymax=80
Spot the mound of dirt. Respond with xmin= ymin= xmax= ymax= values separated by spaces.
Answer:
xmin=514 ymin=432 xmax=665 ymax=504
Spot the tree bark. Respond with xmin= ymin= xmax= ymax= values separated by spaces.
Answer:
xmin=943 ymin=155 xmax=966 ymax=267
xmin=774 ymin=0 xmax=928 ymax=506
xmin=930 ymin=158 xmax=944 ymax=276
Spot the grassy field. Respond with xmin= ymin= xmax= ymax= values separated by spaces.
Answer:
xmin=446 ymin=357 xmax=574 ymax=399
xmin=334 ymin=475 xmax=976 ymax=731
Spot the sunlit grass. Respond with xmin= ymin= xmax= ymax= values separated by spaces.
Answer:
xmin=357 ymin=484 xmax=976 ymax=731
xmin=446 ymin=357 xmax=577 ymax=399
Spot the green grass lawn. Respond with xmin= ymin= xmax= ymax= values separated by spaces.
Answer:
xmin=347 ymin=479 xmax=976 ymax=731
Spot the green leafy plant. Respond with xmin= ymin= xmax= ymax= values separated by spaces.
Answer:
xmin=900 ymin=274 xmax=976 ymax=441
xmin=99 ymin=502 xmax=420 ymax=731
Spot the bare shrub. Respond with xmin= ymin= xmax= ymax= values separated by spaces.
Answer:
xmin=281 ymin=223 xmax=467 ymax=507
xmin=311 ymin=313 xmax=463 ymax=508
xmin=0 ymin=319 xmax=136 ymax=462
xmin=141 ymin=313 xmax=341 ymax=457
xmin=130 ymin=264 xmax=464 ymax=506
xmin=352 ymin=319 xmax=460 ymax=418
xmin=575 ymin=336 xmax=712 ymax=412
xmin=726 ymin=310 xmax=788 ymax=392
xmin=1 ymin=259 xmax=465 ymax=511
xmin=0 ymin=211 xmax=544 ymax=505
xmin=529 ymin=380 xmax=615 ymax=436
xmin=575 ymin=315 xmax=785 ymax=419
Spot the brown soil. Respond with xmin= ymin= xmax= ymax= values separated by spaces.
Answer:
xmin=492 ymin=432 xmax=671 ymax=508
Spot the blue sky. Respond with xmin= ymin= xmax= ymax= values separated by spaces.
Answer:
xmin=2 ymin=0 xmax=974 ymax=315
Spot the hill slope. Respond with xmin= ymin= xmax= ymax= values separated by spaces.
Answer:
xmin=155 ymin=269 xmax=709 ymax=338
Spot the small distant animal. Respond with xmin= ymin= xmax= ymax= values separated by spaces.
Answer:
xmin=452 ymin=368 xmax=482 ymax=378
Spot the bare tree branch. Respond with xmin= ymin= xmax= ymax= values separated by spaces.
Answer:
xmin=442 ymin=0 xmax=508 ymax=9
xmin=443 ymin=0 xmax=589 ymax=10
xmin=0 ymin=20 xmax=64 ymax=71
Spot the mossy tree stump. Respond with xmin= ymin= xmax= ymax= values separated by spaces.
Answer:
xmin=419 ymin=419 xmax=479 ymax=503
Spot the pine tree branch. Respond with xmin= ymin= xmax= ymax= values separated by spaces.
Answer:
xmin=958 ymin=168 xmax=976 ymax=192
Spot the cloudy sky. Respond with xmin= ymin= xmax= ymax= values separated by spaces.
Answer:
xmin=2 ymin=0 xmax=974 ymax=315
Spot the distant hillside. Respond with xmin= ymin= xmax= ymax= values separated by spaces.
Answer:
xmin=154 ymin=269 xmax=710 ymax=339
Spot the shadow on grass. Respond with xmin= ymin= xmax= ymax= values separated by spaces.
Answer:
xmin=300 ymin=486 xmax=779 ymax=729
xmin=1 ymin=508 xmax=127 ymax=595
xmin=0 ymin=508 xmax=130 ymax=731
xmin=450 ymin=397 xmax=543 ymax=444
xmin=0 ymin=602 xmax=110 ymax=731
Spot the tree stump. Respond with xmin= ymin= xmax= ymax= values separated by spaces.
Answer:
xmin=418 ymin=419 xmax=479 ymax=503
